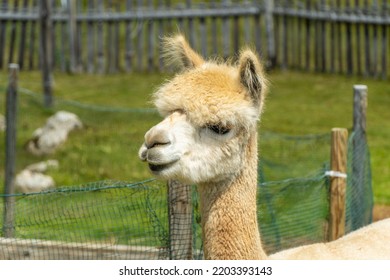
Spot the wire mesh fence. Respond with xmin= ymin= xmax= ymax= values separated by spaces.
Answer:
xmin=0 ymin=130 xmax=373 ymax=259
xmin=346 ymin=130 xmax=374 ymax=232
xmin=0 ymin=179 xmax=173 ymax=259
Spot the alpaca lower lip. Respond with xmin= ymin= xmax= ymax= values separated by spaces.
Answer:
xmin=148 ymin=161 xmax=176 ymax=173
xmin=149 ymin=164 xmax=166 ymax=172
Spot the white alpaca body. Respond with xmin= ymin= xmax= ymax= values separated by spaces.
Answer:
xmin=270 ymin=218 xmax=390 ymax=259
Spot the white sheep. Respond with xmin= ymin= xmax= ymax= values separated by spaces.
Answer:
xmin=26 ymin=111 xmax=82 ymax=156
xmin=0 ymin=114 xmax=5 ymax=131
xmin=14 ymin=160 xmax=59 ymax=194
xmin=14 ymin=170 xmax=55 ymax=194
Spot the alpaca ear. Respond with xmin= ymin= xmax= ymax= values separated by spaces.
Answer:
xmin=238 ymin=49 xmax=267 ymax=109
xmin=162 ymin=35 xmax=205 ymax=70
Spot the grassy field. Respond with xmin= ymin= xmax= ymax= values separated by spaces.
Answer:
xmin=0 ymin=69 xmax=389 ymax=206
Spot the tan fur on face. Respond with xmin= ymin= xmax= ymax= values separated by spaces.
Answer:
xmin=154 ymin=64 xmax=259 ymax=131
xmin=154 ymin=35 xmax=268 ymax=132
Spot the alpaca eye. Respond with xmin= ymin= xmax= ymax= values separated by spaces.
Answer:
xmin=207 ymin=124 xmax=231 ymax=135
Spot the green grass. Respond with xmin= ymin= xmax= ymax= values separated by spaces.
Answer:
xmin=0 ymin=69 xmax=389 ymax=207
xmin=0 ymin=71 xmax=167 ymax=186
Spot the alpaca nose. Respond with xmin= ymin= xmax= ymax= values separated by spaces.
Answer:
xmin=144 ymin=129 xmax=171 ymax=149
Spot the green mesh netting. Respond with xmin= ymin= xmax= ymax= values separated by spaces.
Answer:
xmin=258 ymin=132 xmax=331 ymax=254
xmin=346 ymin=130 xmax=373 ymax=232
xmin=0 ymin=179 xmax=171 ymax=259
xmin=257 ymin=130 xmax=373 ymax=255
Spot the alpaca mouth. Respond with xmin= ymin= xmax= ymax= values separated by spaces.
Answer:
xmin=148 ymin=160 xmax=177 ymax=173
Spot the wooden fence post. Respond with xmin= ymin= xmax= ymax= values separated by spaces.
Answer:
xmin=353 ymin=85 xmax=367 ymax=137
xmin=0 ymin=0 xmax=7 ymax=69
xmin=3 ymin=64 xmax=19 ymax=238
xmin=125 ymin=0 xmax=134 ymax=72
xmin=221 ymin=0 xmax=231 ymax=60
xmin=97 ymin=0 xmax=105 ymax=74
xmin=167 ymin=180 xmax=193 ymax=260
xmin=87 ymin=0 xmax=95 ymax=74
xmin=68 ymin=0 xmax=78 ymax=73
xmin=39 ymin=0 xmax=53 ymax=107
xmin=328 ymin=128 xmax=348 ymax=241
xmin=265 ymin=0 xmax=275 ymax=69
xmin=18 ymin=0 xmax=29 ymax=70
xmin=351 ymin=85 xmax=369 ymax=229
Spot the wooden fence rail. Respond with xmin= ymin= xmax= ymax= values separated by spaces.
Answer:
xmin=0 ymin=0 xmax=389 ymax=79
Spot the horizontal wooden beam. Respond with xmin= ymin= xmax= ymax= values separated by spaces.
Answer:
xmin=1 ymin=7 xmax=389 ymax=25
xmin=0 ymin=237 xmax=164 ymax=260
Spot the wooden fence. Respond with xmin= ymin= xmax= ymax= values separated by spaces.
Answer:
xmin=0 ymin=0 xmax=389 ymax=78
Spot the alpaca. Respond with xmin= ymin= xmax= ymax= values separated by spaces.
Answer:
xmin=139 ymin=35 xmax=390 ymax=260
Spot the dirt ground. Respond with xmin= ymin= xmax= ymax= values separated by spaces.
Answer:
xmin=373 ymin=205 xmax=390 ymax=221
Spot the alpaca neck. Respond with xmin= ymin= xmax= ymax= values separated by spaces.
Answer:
xmin=198 ymin=133 xmax=267 ymax=260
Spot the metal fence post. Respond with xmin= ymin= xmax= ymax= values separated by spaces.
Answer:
xmin=3 ymin=63 xmax=19 ymax=238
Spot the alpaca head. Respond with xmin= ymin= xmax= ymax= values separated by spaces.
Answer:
xmin=139 ymin=35 xmax=267 ymax=184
